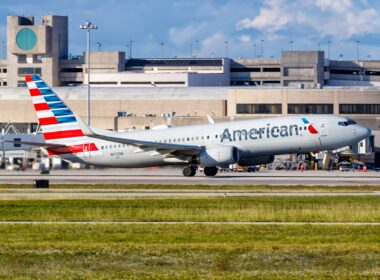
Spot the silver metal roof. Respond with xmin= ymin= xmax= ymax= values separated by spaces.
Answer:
xmin=0 ymin=87 xmax=229 ymax=100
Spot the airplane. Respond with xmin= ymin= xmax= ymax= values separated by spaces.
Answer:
xmin=17 ymin=74 xmax=371 ymax=177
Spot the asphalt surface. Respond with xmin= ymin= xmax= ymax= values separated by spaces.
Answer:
xmin=0 ymin=168 xmax=379 ymax=186
xmin=0 ymin=191 xmax=378 ymax=198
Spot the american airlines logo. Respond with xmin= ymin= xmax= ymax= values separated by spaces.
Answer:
xmin=221 ymin=118 xmax=318 ymax=142
xmin=302 ymin=117 xmax=319 ymax=134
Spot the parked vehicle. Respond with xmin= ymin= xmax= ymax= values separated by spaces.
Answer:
xmin=339 ymin=161 xmax=354 ymax=172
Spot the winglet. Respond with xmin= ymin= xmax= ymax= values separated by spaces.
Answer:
xmin=74 ymin=113 xmax=97 ymax=137
xmin=207 ymin=115 xmax=215 ymax=124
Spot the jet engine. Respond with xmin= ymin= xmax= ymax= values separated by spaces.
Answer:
xmin=199 ymin=145 xmax=239 ymax=167
xmin=238 ymin=155 xmax=275 ymax=166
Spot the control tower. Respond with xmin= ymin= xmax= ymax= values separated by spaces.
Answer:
xmin=7 ymin=15 xmax=68 ymax=87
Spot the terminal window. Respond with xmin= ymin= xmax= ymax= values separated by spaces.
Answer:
xmin=339 ymin=104 xmax=380 ymax=114
xmin=288 ymin=104 xmax=333 ymax=114
xmin=18 ymin=67 xmax=41 ymax=75
xmin=237 ymin=104 xmax=282 ymax=114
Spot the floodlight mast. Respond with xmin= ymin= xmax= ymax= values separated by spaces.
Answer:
xmin=80 ymin=21 xmax=98 ymax=126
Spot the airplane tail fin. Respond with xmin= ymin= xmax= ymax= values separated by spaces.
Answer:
xmin=25 ymin=74 xmax=99 ymax=155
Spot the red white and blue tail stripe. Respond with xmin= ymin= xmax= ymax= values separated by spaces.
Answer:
xmin=25 ymin=74 xmax=99 ymax=156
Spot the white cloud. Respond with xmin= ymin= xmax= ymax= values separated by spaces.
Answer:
xmin=169 ymin=23 xmax=205 ymax=45
xmin=236 ymin=0 xmax=380 ymax=40
xmin=239 ymin=35 xmax=251 ymax=42
xmin=314 ymin=0 xmax=353 ymax=13
xmin=201 ymin=32 xmax=227 ymax=56
xmin=236 ymin=0 xmax=291 ymax=33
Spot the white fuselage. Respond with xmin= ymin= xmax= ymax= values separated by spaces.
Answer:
xmin=55 ymin=115 xmax=371 ymax=168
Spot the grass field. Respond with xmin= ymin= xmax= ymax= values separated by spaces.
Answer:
xmin=0 ymin=193 xmax=379 ymax=279
xmin=0 ymin=196 xmax=379 ymax=222
xmin=0 ymin=224 xmax=378 ymax=279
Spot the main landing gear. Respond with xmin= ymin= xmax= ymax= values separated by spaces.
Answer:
xmin=182 ymin=166 xmax=219 ymax=177
xmin=203 ymin=166 xmax=218 ymax=177
xmin=182 ymin=166 xmax=197 ymax=177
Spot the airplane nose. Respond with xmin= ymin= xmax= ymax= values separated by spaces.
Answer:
xmin=358 ymin=126 xmax=371 ymax=139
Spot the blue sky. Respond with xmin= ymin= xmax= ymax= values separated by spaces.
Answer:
xmin=1 ymin=0 xmax=380 ymax=60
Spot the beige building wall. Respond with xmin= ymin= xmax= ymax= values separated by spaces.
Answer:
xmin=228 ymin=88 xmax=380 ymax=117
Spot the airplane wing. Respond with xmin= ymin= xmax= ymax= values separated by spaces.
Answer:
xmin=76 ymin=115 xmax=204 ymax=155
xmin=88 ymin=133 xmax=204 ymax=154
xmin=3 ymin=139 xmax=65 ymax=148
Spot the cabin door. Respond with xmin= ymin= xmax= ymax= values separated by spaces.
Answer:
xmin=83 ymin=143 xmax=92 ymax=158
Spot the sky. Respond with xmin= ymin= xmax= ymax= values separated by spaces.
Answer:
xmin=1 ymin=0 xmax=380 ymax=60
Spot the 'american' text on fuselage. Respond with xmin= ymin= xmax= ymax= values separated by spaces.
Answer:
xmin=221 ymin=124 xmax=300 ymax=142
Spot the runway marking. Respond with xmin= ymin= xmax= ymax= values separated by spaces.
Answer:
xmin=0 ymin=191 xmax=379 ymax=198
xmin=0 ymin=221 xmax=378 ymax=225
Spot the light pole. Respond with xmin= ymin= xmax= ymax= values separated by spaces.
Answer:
xmin=96 ymin=42 xmax=101 ymax=51
xmin=190 ymin=44 xmax=193 ymax=57
xmin=253 ymin=43 xmax=256 ymax=58
xmin=355 ymin=40 xmax=360 ymax=61
xmin=224 ymin=41 xmax=229 ymax=58
xmin=160 ymin=42 xmax=164 ymax=58
xmin=195 ymin=40 xmax=199 ymax=58
xmin=129 ymin=40 xmax=133 ymax=59
xmin=327 ymin=40 xmax=331 ymax=60
xmin=126 ymin=44 xmax=129 ymax=59
xmin=289 ymin=40 xmax=294 ymax=51
xmin=80 ymin=20 xmax=98 ymax=126
xmin=260 ymin=39 xmax=264 ymax=59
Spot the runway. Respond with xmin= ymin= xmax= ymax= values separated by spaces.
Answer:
xmin=0 ymin=191 xmax=378 ymax=198
xmin=0 ymin=168 xmax=379 ymax=186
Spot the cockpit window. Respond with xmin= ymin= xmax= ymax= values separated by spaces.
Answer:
xmin=338 ymin=119 xmax=357 ymax=126
xmin=338 ymin=121 xmax=348 ymax=126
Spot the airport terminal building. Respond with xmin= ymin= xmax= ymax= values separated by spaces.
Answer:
xmin=0 ymin=15 xmax=379 ymax=160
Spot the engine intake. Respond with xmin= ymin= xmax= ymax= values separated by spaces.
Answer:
xmin=199 ymin=145 xmax=239 ymax=167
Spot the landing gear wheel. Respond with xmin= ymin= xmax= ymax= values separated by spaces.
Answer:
xmin=182 ymin=166 xmax=197 ymax=177
xmin=204 ymin=166 xmax=218 ymax=176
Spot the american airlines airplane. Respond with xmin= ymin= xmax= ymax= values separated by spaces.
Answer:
xmin=20 ymin=74 xmax=371 ymax=177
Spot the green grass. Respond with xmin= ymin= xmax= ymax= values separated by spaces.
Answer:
xmin=0 ymin=183 xmax=380 ymax=192
xmin=0 ymin=224 xmax=378 ymax=279
xmin=0 ymin=196 xmax=379 ymax=222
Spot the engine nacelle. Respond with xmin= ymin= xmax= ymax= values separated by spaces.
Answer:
xmin=238 ymin=155 xmax=275 ymax=166
xmin=199 ymin=145 xmax=240 ymax=167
